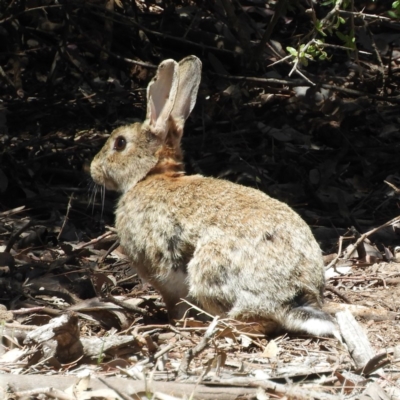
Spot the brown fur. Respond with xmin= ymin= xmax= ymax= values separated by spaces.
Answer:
xmin=90 ymin=56 xmax=339 ymax=337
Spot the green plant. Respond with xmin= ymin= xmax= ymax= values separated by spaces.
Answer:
xmin=389 ymin=0 xmax=400 ymax=18
xmin=285 ymin=0 xmax=357 ymax=71
xmin=336 ymin=30 xmax=356 ymax=50
xmin=286 ymin=39 xmax=329 ymax=67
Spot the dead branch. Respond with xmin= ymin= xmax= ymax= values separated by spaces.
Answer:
xmin=325 ymin=285 xmax=351 ymax=303
xmin=13 ymin=387 xmax=75 ymax=400
xmin=253 ymin=0 xmax=288 ymax=61
xmin=97 ymin=376 xmax=131 ymax=400
xmin=5 ymin=220 xmax=33 ymax=252
xmin=102 ymin=295 xmax=149 ymax=316
xmin=0 ymin=375 xmax=259 ymax=400
xmin=75 ymin=230 xmax=114 ymax=249
xmin=178 ymin=316 xmax=220 ymax=378
xmin=205 ymin=377 xmax=341 ymax=400
xmin=352 ymin=215 xmax=400 ymax=251
xmin=336 ymin=309 xmax=374 ymax=369
xmin=324 ymin=302 xmax=397 ymax=321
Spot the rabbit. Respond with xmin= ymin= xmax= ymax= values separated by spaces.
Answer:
xmin=91 ymin=55 xmax=339 ymax=338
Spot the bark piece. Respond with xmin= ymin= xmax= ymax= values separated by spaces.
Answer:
xmin=336 ymin=309 xmax=374 ymax=369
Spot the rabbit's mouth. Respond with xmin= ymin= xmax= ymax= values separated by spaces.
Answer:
xmin=90 ymin=164 xmax=119 ymax=192
xmin=98 ymin=173 xmax=119 ymax=192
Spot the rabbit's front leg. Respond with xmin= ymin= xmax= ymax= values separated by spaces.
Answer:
xmin=153 ymin=267 xmax=191 ymax=321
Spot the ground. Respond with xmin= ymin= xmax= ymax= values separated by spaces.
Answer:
xmin=1 ymin=1 xmax=400 ymax=399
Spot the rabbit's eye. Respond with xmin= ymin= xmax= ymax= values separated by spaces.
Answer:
xmin=114 ymin=136 xmax=126 ymax=151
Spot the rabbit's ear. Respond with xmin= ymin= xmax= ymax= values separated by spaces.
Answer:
xmin=146 ymin=59 xmax=179 ymax=138
xmin=171 ymin=56 xmax=202 ymax=133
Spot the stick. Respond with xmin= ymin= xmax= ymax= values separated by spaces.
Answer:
xmin=178 ymin=317 xmax=219 ymax=377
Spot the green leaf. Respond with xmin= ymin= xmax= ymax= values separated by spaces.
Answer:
xmin=315 ymin=20 xmax=323 ymax=29
xmin=286 ymin=47 xmax=298 ymax=56
xmin=336 ymin=31 xmax=346 ymax=41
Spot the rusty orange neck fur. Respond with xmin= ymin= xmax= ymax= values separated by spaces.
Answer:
xmin=148 ymin=120 xmax=185 ymax=178
xmin=148 ymin=148 xmax=184 ymax=177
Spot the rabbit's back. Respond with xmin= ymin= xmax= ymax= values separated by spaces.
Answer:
xmin=116 ymin=174 xmax=328 ymax=332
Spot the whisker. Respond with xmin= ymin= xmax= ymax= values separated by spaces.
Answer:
xmin=87 ymin=179 xmax=96 ymax=210
xmin=91 ymin=184 xmax=98 ymax=215
xmin=100 ymin=184 xmax=105 ymax=219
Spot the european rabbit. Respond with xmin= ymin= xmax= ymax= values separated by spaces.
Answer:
xmin=91 ymin=56 xmax=338 ymax=337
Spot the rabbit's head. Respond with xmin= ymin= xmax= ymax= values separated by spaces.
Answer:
xmin=91 ymin=56 xmax=201 ymax=193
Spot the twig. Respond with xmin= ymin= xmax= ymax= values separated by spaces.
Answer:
xmin=207 ymin=377 xmax=341 ymax=400
xmin=267 ymin=54 xmax=293 ymax=68
xmin=356 ymin=351 xmax=391 ymax=376
xmin=57 ymin=193 xmax=74 ymax=241
xmin=0 ymin=205 xmax=26 ymax=218
xmin=85 ymin=5 xmax=237 ymax=57
xmin=0 ymin=374 xmax=261 ymax=399
xmin=79 ymin=30 xmax=156 ymax=69
xmin=0 ymin=4 xmax=64 ymax=24
xmin=11 ymin=306 xmax=46 ymax=315
xmin=357 ymin=347 xmax=396 ymax=375
xmin=253 ymin=0 xmax=288 ymax=61
xmin=362 ymin=18 xmax=385 ymax=92
xmin=136 ymin=343 xmax=176 ymax=367
xmin=14 ymin=387 xmax=75 ymax=400
xmin=153 ymin=343 xmax=176 ymax=360
xmin=384 ymin=180 xmax=400 ymax=194
xmin=209 ymin=71 xmax=400 ymax=103
xmin=102 ymin=295 xmax=149 ymax=316
xmin=351 ymin=215 xmax=400 ymax=255
xmin=325 ymin=285 xmax=351 ymax=304
xmin=5 ymin=220 xmax=33 ymax=252
xmin=99 ymin=238 xmax=120 ymax=263
xmin=320 ymin=0 xmax=344 ymax=28
xmin=325 ymin=235 xmax=345 ymax=271
xmin=349 ymin=0 xmax=362 ymax=78
xmin=0 ymin=65 xmax=15 ymax=87
xmin=153 ymin=393 xmax=182 ymax=400
xmin=178 ymin=316 xmax=220 ymax=377
xmin=75 ymin=230 xmax=113 ymax=249
xmin=320 ymin=83 xmax=400 ymax=103
xmin=179 ymin=299 xmax=265 ymax=343
xmin=97 ymin=377 xmax=131 ymax=400
xmin=338 ymin=10 xmax=392 ymax=21
xmin=210 ymin=72 xmax=306 ymax=86
xmin=292 ymin=65 xmax=315 ymax=86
